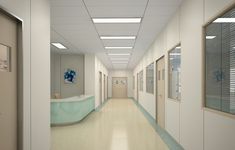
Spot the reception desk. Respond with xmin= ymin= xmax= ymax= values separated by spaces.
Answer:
xmin=51 ymin=95 xmax=95 ymax=125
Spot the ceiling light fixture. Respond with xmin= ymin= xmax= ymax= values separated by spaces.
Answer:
xmin=112 ymin=61 xmax=128 ymax=64
xmin=100 ymin=36 xmax=136 ymax=40
xmin=206 ymin=36 xmax=216 ymax=39
xmin=51 ymin=43 xmax=67 ymax=49
xmin=108 ymin=53 xmax=131 ymax=56
xmin=213 ymin=18 xmax=235 ymax=23
xmin=110 ymin=58 xmax=129 ymax=60
xmin=175 ymin=46 xmax=181 ymax=49
xmin=105 ymin=46 xmax=133 ymax=49
xmin=170 ymin=53 xmax=181 ymax=56
xmin=92 ymin=18 xmax=142 ymax=24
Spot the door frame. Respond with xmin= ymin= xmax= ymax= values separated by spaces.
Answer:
xmin=155 ymin=55 xmax=165 ymax=125
xmin=0 ymin=8 xmax=23 ymax=150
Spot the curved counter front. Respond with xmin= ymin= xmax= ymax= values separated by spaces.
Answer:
xmin=51 ymin=95 xmax=95 ymax=125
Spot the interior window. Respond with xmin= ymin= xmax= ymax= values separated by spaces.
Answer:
xmin=205 ymin=7 xmax=235 ymax=114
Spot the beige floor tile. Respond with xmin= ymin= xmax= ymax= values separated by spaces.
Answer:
xmin=51 ymin=99 xmax=169 ymax=150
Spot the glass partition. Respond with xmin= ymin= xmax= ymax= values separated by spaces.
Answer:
xmin=146 ymin=63 xmax=154 ymax=94
xmin=168 ymin=45 xmax=181 ymax=100
xmin=139 ymin=71 xmax=143 ymax=91
xmin=205 ymin=7 xmax=235 ymax=115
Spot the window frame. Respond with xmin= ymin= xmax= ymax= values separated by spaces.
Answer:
xmin=133 ymin=76 xmax=135 ymax=90
xmin=202 ymin=4 xmax=235 ymax=119
xmin=146 ymin=62 xmax=154 ymax=94
xmin=168 ymin=43 xmax=181 ymax=101
xmin=139 ymin=70 xmax=144 ymax=91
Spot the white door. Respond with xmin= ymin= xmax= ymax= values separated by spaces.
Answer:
xmin=156 ymin=57 xmax=165 ymax=128
xmin=112 ymin=77 xmax=127 ymax=98
xmin=0 ymin=12 xmax=18 ymax=150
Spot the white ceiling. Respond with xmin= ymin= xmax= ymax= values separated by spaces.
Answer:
xmin=50 ymin=0 xmax=182 ymax=69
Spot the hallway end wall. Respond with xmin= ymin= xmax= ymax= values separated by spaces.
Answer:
xmin=108 ymin=70 xmax=133 ymax=98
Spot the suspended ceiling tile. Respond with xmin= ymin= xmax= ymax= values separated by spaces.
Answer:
xmin=51 ymin=6 xmax=89 ymax=18
xmin=51 ymin=17 xmax=91 ymax=25
xmin=86 ymin=6 xmax=146 ymax=18
xmin=50 ymin=0 xmax=84 ymax=6
xmin=148 ymin=0 xmax=182 ymax=6
xmin=84 ymin=0 xmax=147 ymax=6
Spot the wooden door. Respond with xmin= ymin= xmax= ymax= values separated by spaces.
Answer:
xmin=112 ymin=77 xmax=127 ymax=98
xmin=156 ymin=57 xmax=165 ymax=128
xmin=0 ymin=12 xmax=18 ymax=150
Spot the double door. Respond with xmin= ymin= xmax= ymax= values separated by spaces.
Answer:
xmin=112 ymin=77 xmax=127 ymax=98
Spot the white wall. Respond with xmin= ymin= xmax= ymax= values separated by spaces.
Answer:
xmin=108 ymin=70 xmax=133 ymax=98
xmin=85 ymin=54 xmax=108 ymax=108
xmin=133 ymin=0 xmax=235 ymax=149
xmin=0 ymin=0 xmax=50 ymax=150
xmin=51 ymin=53 xmax=84 ymax=98
xmin=84 ymin=54 xmax=95 ymax=96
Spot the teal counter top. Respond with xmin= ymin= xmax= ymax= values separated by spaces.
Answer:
xmin=51 ymin=95 xmax=95 ymax=125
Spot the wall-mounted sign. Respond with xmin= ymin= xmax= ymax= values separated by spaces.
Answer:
xmin=0 ymin=44 xmax=10 ymax=72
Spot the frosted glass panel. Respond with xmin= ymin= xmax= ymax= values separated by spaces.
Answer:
xmin=168 ymin=45 xmax=181 ymax=100
xmin=146 ymin=63 xmax=154 ymax=94
xmin=205 ymin=7 xmax=235 ymax=114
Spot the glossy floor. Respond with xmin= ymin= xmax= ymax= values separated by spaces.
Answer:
xmin=51 ymin=99 xmax=169 ymax=150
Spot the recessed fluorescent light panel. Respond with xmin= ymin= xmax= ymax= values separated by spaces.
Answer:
xmin=170 ymin=53 xmax=181 ymax=56
xmin=51 ymin=43 xmax=67 ymax=49
xmin=213 ymin=18 xmax=235 ymax=23
xmin=112 ymin=61 xmax=129 ymax=63
xmin=176 ymin=46 xmax=181 ymax=49
xmin=92 ymin=18 xmax=141 ymax=24
xmin=100 ymin=36 xmax=136 ymax=40
xmin=206 ymin=36 xmax=216 ymax=39
xmin=108 ymin=53 xmax=131 ymax=56
xmin=105 ymin=46 xmax=133 ymax=49
xmin=110 ymin=57 xmax=129 ymax=60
